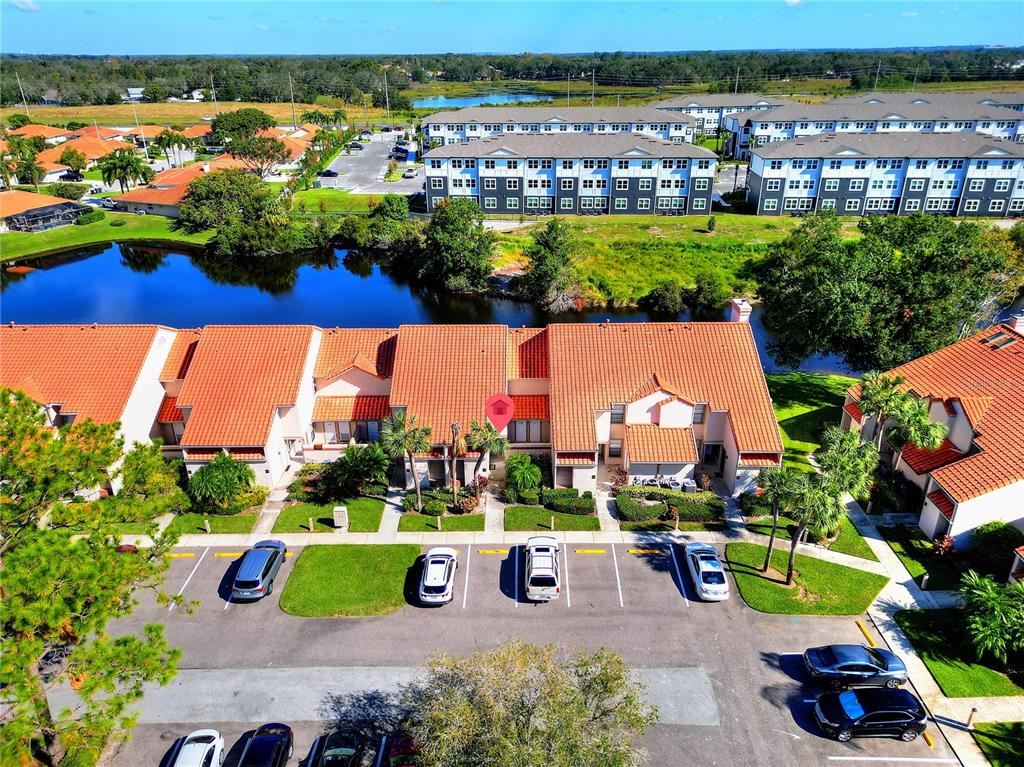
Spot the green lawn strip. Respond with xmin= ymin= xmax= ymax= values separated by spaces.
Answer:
xmin=877 ymin=526 xmax=965 ymax=590
xmin=272 ymin=498 xmax=384 ymax=534
xmin=765 ymin=372 xmax=857 ymax=472
xmin=504 ymin=505 xmax=600 ymax=532
xmin=746 ymin=513 xmax=878 ymax=562
xmin=972 ymin=722 xmax=1024 ymax=767
xmin=725 ymin=541 xmax=888 ymax=615
xmin=0 ymin=213 xmax=212 ymax=262
xmin=893 ymin=609 xmax=1024 ymax=697
xmin=279 ymin=544 xmax=420 ymax=617
xmin=619 ymin=519 xmax=727 ymax=532
xmin=398 ymin=513 xmax=485 ymax=533
xmin=291 ymin=188 xmax=377 ymax=213
xmin=164 ymin=512 xmax=257 ymax=536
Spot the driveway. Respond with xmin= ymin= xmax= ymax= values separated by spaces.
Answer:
xmin=95 ymin=544 xmax=956 ymax=767
xmin=326 ymin=133 xmax=424 ymax=195
xmin=715 ymin=163 xmax=748 ymax=196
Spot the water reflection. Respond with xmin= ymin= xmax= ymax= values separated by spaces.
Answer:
xmin=412 ymin=92 xmax=552 ymax=109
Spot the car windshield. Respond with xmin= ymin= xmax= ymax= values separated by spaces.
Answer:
xmin=838 ymin=690 xmax=866 ymax=720
xmin=530 ymin=576 xmax=557 ymax=588
xmin=322 ymin=746 xmax=358 ymax=764
xmin=866 ymin=648 xmax=887 ymax=669
xmin=701 ymin=572 xmax=726 ymax=585
xmin=815 ymin=647 xmax=837 ymax=665
xmin=235 ymin=579 xmax=260 ymax=589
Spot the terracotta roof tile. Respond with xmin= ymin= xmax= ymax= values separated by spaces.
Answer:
xmin=844 ymin=401 xmax=863 ymax=422
xmin=315 ymin=328 xmax=398 ymax=379
xmin=180 ymin=125 xmax=212 ymax=139
xmin=184 ymin=448 xmax=222 ymax=461
xmin=312 ymin=396 xmax=390 ymax=422
xmin=510 ymin=394 xmax=549 ymax=420
xmin=228 ymin=448 xmax=265 ymax=461
xmin=176 ymin=325 xmax=316 ymax=447
xmin=900 ymin=438 xmax=963 ymax=475
xmin=116 ymin=155 xmax=247 ymax=207
xmin=390 ymin=325 xmax=507 ymax=438
xmin=507 ymin=327 xmax=548 ymax=378
xmin=157 ymin=395 xmax=184 ymax=423
xmin=36 ymin=136 xmax=134 ymax=164
xmin=70 ymin=125 xmax=126 ymax=140
xmin=927 ymin=488 xmax=955 ymax=521
xmin=160 ymin=329 xmax=202 ymax=379
xmin=0 ymin=324 xmax=163 ymax=423
xmin=738 ymin=452 xmax=783 ymax=467
xmin=1 ymin=190 xmax=77 ymax=218
xmin=10 ymin=124 xmax=69 ymax=139
xmin=626 ymin=424 xmax=698 ymax=464
xmin=555 ymin=452 xmax=597 ymax=465
xmin=547 ymin=323 xmax=783 ymax=455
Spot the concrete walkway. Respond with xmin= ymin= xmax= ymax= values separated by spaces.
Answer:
xmin=483 ymin=492 xmax=504 ymax=534
xmin=376 ymin=488 xmax=405 ymax=543
xmin=596 ymin=493 xmax=620 ymax=533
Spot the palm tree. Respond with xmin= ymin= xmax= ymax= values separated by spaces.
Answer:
xmin=888 ymin=398 xmax=949 ymax=470
xmin=379 ymin=411 xmax=432 ymax=512
xmin=168 ymin=131 xmax=191 ymax=165
xmin=153 ymin=130 xmax=175 ymax=166
xmin=505 ymin=453 xmax=542 ymax=501
xmin=466 ymin=420 xmax=509 ymax=499
xmin=959 ymin=570 xmax=1024 ymax=665
xmin=0 ymin=156 xmax=16 ymax=189
xmin=15 ymin=157 xmax=44 ymax=192
xmin=786 ymin=474 xmax=843 ymax=585
xmin=449 ymin=421 xmax=467 ymax=509
xmin=756 ymin=467 xmax=803 ymax=573
xmin=330 ymin=109 xmax=348 ymax=130
xmin=98 ymin=148 xmax=151 ymax=193
xmin=816 ymin=426 xmax=880 ymax=499
xmin=300 ymin=109 xmax=330 ymax=127
xmin=857 ymin=371 xmax=909 ymax=450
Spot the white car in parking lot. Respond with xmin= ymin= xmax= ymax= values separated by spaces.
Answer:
xmin=170 ymin=729 xmax=224 ymax=767
xmin=684 ymin=542 xmax=729 ymax=601
xmin=419 ymin=547 xmax=458 ymax=604
xmin=525 ymin=536 xmax=561 ymax=601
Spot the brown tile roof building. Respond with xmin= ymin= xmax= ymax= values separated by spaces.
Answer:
xmin=315 ymin=328 xmax=398 ymax=380
xmin=626 ymin=423 xmax=698 ymax=463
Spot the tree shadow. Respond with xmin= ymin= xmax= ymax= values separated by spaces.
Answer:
xmin=760 ymin=651 xmax=808 ymax=684
xmin=319 ymin=688 xmax=411 ymax=743
xmin=724 ymin=551 xmax=791 ymax=586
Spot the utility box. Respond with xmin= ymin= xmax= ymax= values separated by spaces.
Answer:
xmin=332 ymin=505 xmax=349 ymax=533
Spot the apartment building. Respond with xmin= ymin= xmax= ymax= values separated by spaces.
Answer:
xmin=724 ymin=91 xmax=1024 ymax=159
xmin=421 ymin=106 xmax=696 ymax=146
xmin=653 ymin=93 xmax=790 ymax=133
xmin=423 ymin=134 xmax=718 ymax=216
xmin=842 ymin=316 xmax=1024 ymax=548
xmin=746 ymin=133 xmax=1024 ymax=217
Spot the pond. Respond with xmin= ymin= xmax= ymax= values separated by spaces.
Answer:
xmin=412 ymin=91 xmax=552 ymax=109
xmin=1 ymin=243 xmax=860 ymax=375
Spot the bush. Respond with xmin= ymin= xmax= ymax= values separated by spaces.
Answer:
xmin=615 ymin=486 xmax=724 ymax=523
xmin=552 ymin=496 xmax=596 ymax=516
xmin=49 ymin=182 xmax=90 ymax=200
xmin=109 ymin=218 xmax=126 ymax=227
xmin=188 ymin=453 xmax=256 ymax=513
xmin=615 ymin=494 xmax=665 ymax=522
xmin=970 ymin=521 xmax=1024 ymax=576
xmin=739 ymin=491 xmax=771 ymax=516
xmin=402 ymin=494 xmax=420 ymax=512
xmin=639 ymin=282 xmax=685 ymax=314
xmin=518 ymin=489 xmax=540 ymax=505
xmin=423 ymin=500 xmax=445 ymax=517
xmin=76 ymin=209 xmax=105 ymax=225
xmin=541 ymin=487 xmax=579 ymax=509
xmin=362 ymin=482 xmax=388 ymax=498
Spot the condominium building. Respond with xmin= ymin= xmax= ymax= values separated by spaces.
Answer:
xmin=421 ymin=106 xmax=696 ymax=146
xmin=724 ymin=91 xmax=1024 ymax=159
xmin=423 ymin=134 xmax=718 ymax=216
xmin=746 ymin=133 xmax=1024 ymax=217
xmin=653 ymin=93 xmax=790 ymax=133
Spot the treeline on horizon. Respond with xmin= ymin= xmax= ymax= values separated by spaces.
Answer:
xmin=3 ymin=48 xmax=1023 ymax=108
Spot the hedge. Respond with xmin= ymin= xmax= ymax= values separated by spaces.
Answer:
xmin=551 ymin=496 xmax=597 ymax=516
xmin=76 ymin=209 xmax=105 ymax=225
xmin=423 ymin=500 xmax=445 ymax=517
xmin=615 ymin=487 xmax=724 ymax=523
xmin=541 ymin=487 xmax=579 ymax=507
xmin=616 ymin=494 xmax=666 ymax=522
xmin=518 ymin=489 xmax=540 ymax=505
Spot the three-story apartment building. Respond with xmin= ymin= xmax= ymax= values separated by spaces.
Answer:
xmin=421 ymin=106 xmax=695 ymax=146
xmin=653 ymin=94 xmax=790 ymax=133
xmin=746 ymin=133 xmax=1024 ymax=217
xmin=423 ymin=134 xmax=718 ymax=216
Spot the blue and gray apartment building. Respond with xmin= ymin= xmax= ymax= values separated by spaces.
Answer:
xmin=421 ymin=106 xmax=696 ymax=146
xmin=746 ymin=133 xmax=1024 ymax=217
xmin=724 ymin=91 xmax=1024 ymax=159
xmin=652 ymin=94 xmax=790 ymax=134
xmin=423 ymin=134 xmax=718 ymax=215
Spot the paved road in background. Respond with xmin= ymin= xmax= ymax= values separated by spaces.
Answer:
xmin=326 ymin=133 xmax=423 ymax=195
xmin=715 ymin=163 xmax=748 ymax=197
xmin=94 ymin=544 xmax=954 ymax=767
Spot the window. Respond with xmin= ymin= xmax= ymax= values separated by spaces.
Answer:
xmin=976 ymin=160 xmax=989 ymax=170
xmin=510 ymin=420 xmax=550 ymax=444
xmin=639 ymin=178 xmax=652 ymax=191
xmin=483 ymin=160 xmax=496 ymax=169
xmin=484 ymin=197 xmax=497 ymax=209
xmin=506 ymin=178 xmax=519 ymax=190
xmin=616 ymin=160 xmax=629 ymax=169
xmin=845 ymin=199 xmax=861 ymax=212
xmin=691 ymin=197 xmax=706 ymax=210
xmin=540 ymin=160 xmax=553 ymax=170
xmin=914 ymin=160 xmax=928 ymax=170
xmin=787 ymin=179 xmax=800 ymax=190
xmin=527 ymin=160 xmax=539 ymax=169
xmin=430 ymin=178 xmax=443 ymax=189
xmin=905 ymin=199 xmax=920 ymax=212
xmin=484 ymin=178 xmax=496 ymax=190
xmin=693 ymin=403 xmax=706 ymax=424
xmin=784 ymin=198 xmax=813 ymax=211
xmin=908 ymin=179 xmax=925 ymax=191
xmin=693 ymin=178 xmax=709 ymax=190
xmin=994 ymin=179 xmax=1010 ymax=192
xmin=614 ymin=198 xmax=627 ymax=210
xmin=596 ymin=159 xmax=609 ymax=169
xmin=560 ymin=178 xmax=573 ymax=190
xmin=429 ymin=159 xmax=441 ymax=169
xmin=828 ymin=160 xmax=842 ymax=170
xmin=849 ymin=179 xmax=864 ymax=192
xmin=969 ymin=179 xmax=984 ymax=192
xmin=853 ymin=160 xmax=867 ymax=170
xmin=562 ymin=160 xmax=573 ymax=170
xmin=659 ymin=179 xmax=672 ymax=189
xmin=608 ymin=440 xmax=623 ymax=458
xmin=964 ymin=199 xmax=980 ymax=212
xmin=560 ymin=197 xmax=573 ymax=210
xmin=823 ymin=179 xmax=839 ymax=191
xmin=451 ymin=159 xmax=463 ymax=169
xmin=820 ymin=199 xmax=836 ymax=210
xmin=507 ymin=160 xmax=519 ymax=170
xmin=989 ymin=199 xmax=1005 ymax=212
xmin=611 ymin=404 xmax=625 ymax=424
xmin=637 ymin=198 xmax=651 ymax=210
xmin=763 ymin=199 xmax=778 ymax=211
xmin=615 ymin=179 xmax=629 ymax=190
xmin=1010 ymin=199 xmax=1024 ymax=212
xmin=769 ymin=160 xmax=783 ymax=170
xmin=507 ymin=197 xmax=519 ymax=209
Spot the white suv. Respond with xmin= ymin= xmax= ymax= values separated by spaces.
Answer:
xmin=524 ymin=536 xmax=560 ymax=601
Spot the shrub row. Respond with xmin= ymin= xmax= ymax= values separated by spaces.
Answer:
xmin=550 ymin=496 xmax=597 ymax=516
xmin=615 ymin=487 xmax=724 ymax=523
xmin=615 ymin=494 xmax=666 ymax=522
xmin=76 ymin=209 xmax=105 ymax=225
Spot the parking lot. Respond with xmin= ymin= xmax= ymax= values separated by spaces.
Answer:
xmin=104 ymin=544 xmax=957 ymax=767
xmin=324 ymin=132 xmax=423 ymax=196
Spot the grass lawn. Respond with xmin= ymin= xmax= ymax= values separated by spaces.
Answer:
xmin=292 ymin=188 xmax=378 ymax=213
xmin=765 ymin=372 xmax=858 ymax=472
xmin=398 ymin=513 xmax=486 ymax=533
xmin=272 ymin=499 xmax=384 ymax=534
xmin=279 ymin=544 xmax=420 ymax=617
xmin=726 ymin=541 xmax=889 ymax=615
xmin=0 ymin=213 xmax=212 ymax=261
xmin=164 ymin=512 xmax=258 ymax=536
xmin=746 ymin=513 xmax=879 ymax=562
xmin=877 ymin=526 xmax=965 ymax=590
xmin=893 ymin=609 xmax=1024 ymax=698
xmin=972 ymin=723 xmax=1024 ymax=767
xmin=619 ymin=519 xmax=727 ymax=532
xmin=504 ymin=505 xmax=601 ymax=532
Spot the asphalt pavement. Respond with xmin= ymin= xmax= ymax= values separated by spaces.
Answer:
xmin=325 ymin=132 xmax=423 ymax=195
xmin=91 ymin=544 xmax=956 ymax=767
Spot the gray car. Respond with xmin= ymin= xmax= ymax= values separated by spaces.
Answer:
xmin=231 ymin=540 xmax=287 ymax=601
xmin=804 ymin=644 xmax=908 ymax=688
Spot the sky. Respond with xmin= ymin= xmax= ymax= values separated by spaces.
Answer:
xmin=2 ymin=0 xmax=1022 ymax=56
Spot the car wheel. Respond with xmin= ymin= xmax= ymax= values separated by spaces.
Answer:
xmin=885 ymin=678 xmax=901 ymax=688
xmin=900 ymin=729 xmax=919 ymax=742
xmin=837 ymin=729 xmax=854 ymax=742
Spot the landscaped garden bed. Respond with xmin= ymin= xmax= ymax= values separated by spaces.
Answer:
xmin=504 ymin=505 xmax=601 ymax=532
xmin=972 ymin=722 xmax=1024 ymax=767
xmin=877 ymin=525 xmax=965 ymax=590
xmin=742 ymin=498 xmax=878 ymax=562
xmin=272 ymin=498 xmax=384 ymax=533
xmin=615 ymin=487 xmax=724 ymax=532
xmin=398 ymin=513 xmax=486 ymax=533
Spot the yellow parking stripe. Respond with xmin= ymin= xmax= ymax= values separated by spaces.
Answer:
xmin=628 ymin=548 xmax=663 ymax=555
xmin=166 ymin=552 xmax=195 ymax=558
xmin=477 ymin=549 xmax=509 ymax=555
xmin=856 ymin=620 xmax=877 ymax=647
xmin=923 ymin=731 xmax=935 ymax=749
xmin=212 ymin=551 xmax=294 ymax=557
xmin=574 ymin=549 xmax=606 ymax=554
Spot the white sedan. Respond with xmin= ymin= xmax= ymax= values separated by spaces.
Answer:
xmin=684 ymin=542 xmax=730 ymax=601
xmin=170 ymin=729 xmax=224 ymax=767
xmin=419 ymin=547 xmax=459 ymax=605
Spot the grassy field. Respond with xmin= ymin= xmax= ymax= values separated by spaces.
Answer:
xmin=272 ymin=499 xmax=384 ymax=534
xmin=0 ymin=213 xmax=212 ymax=262
xmin=164 ymin=512 xmax=258 ymax=536
xmin=291 ymin=188 xmax=378 ymax=213
xmin=972 ymin=723 xmax=1024 ymax=767
xmin=894 ymin=609 xmax=1024 ymax=697
xmin=504 ymin=505 xmax=601 ymax=532
xmin=877 ymin=526 xmax=965 ymax=590
xmin=398 ymin=513 xmax=486 ymax=533
xmin=765 ymin=372 xmax=857 ymax=472
xmin=746 ymin=513 xmax=878 ymax=562
xmin=726 ymin=541 xmax=888 ymax=615
xmin=279 ymin=544 xmax=420 ymax=617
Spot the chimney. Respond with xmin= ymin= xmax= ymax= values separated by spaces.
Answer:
xmin=202 ymin=163 xmax=210 ymax=173
xmin=729 ymin=298 xmax=752 ymax=324
xmin=1010 ymin=312 xmax=1024 ymax=334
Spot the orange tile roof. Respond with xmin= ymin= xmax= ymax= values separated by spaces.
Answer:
xmin=36 ymin=136 xmax=134 ymax=164
xmin=510 ymin=394 xmax=549 ymax=420
xmin=228 ymin=448 xmax=265 ymax=461
xmin=180 ymin=125 xmax=212 ymax=139
xmin=184 ymin=448 xmax=222 ymax=461
xmin=125 ymin=125 xmax=169 ymax=139
xmin=900 ymin=438 xmax=963 ymax=476
xmin=390 ymin=324 xmax=507 ymax=438
xmin=38 ymin=159 xmax=69 ymax=174
xmin=555 ymin=452 xmax=597 ymax=465
xmin=176 ymin=325 xmax=316 ymax=447
xmin=116 ymin=184 xmax=191 ymax=206
xmin=10 ymin=124 xmax=69 ymax=139
xmin=507 ymin=327 xmax=548 ymax=378
xmin=843 ymin=401 xmax=863 ymax=423
xmin=70 ymin=125 xmax=126 ymax=140
xmin=160 ymin=328 xmax=202 ymax=379
xmin=738 ymin=452 xmax=783 ymax=467
xmin=115 ymin=155 xmax=247 ymax=206
xmin=312 ymin=395 xmax=391 ymax=422
xmin=547 ymin=323 xmax=783 ymax=455
xmin=315 ymin=328 xmax=398 ymax=379
xmin=0 ymin=324 xmax=162 ymax=423
xmin=871 ymin=324 xmax=1024 ymax=502
xmin=157 ymin=395 xmax=184 ymax=423
xmin=626 ymin=424 xmax=698 ymax=464
xmin=278 ymin=136 xmax=309 ymax=161
xmin=927 ymin=488 xmax=955 ymax=521
xmin=0 ymin=190 xmax=74 ymax=218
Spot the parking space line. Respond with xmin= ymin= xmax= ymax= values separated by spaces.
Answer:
xmin=223 ymin=597 xmax=231 ymax=611
xmin=478 ymin=549 xmax=508 ymax=555
xmin=668 ymin=544 xmax=689 ymax=607
xmin=168 ymin=546 xmax=208 ymax=612
xmin=574 ymin=548 xmax=605 ymax=554
xmin=462 ymin=544 xmax=471 ymax=610
xmin=611 ymin=544 xmax=624 ymax=608
xmin=211 ymin=551 xmax=294 ymax=558
xmin=166 ymin=552 xmax=195 ymax=558
xmin=562 ymin=542 xmax=571 ymax=608
xmin=628 ymin=548 xmax=662 ymax=555
xmin=826 ymin=758 xmax=956 ymax=763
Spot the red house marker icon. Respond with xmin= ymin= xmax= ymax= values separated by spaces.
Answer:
xmin=485 ymin=393 xmax=515 ymax=432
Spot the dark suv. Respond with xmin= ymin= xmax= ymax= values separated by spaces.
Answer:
xmin=238 ymin=723 xmax=293 ymax=767
xmin=814 ymin=688 xmax=928 ymax=742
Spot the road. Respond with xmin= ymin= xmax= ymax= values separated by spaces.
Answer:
xmin=94 ymin=545 xmax=956 ymax=767
xmin=715 ymin=163 xmax=748 ymax=197
xmin=325 ymin=132 xmax=423 ymax=196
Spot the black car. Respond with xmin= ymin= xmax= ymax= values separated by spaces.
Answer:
xmin=348 ymin=141 xmax=364 ymax=150
xmin=308 ymin=731 xmax=386 ymax=766
xmin=238 ymin=722 xmax=293 ymax=767
xmin=803 ymin=644 xmax=908 ymax=688
xmin=318 ymin=169 xmax=339 ymax=177
xmin=814 ymin=688 xmax=927 ymax=743
xmin=60 ymin=171 xmax=84 ymax=182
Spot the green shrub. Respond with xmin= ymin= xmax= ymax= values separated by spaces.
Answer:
xmin=188 ymin=453 xmax=256 ymax=513
xmin=224 ymin=486 xmax=267 ymax=514
xmin=362 ymin=482 xmax=388 ymax=498
xmin=552 ymin=496 xmax=596 ymax=515
xmin=59 ymin=748 xmax=99 ymax=767
xmin=48 ymin=182 xmax=90 ymax=200
xmin=402 ymin=494 xmax=419 ymax=512
xmin=518 ymin=489 xmax=540 ymax=505
xmin=615 ymin=494 xmax=665 ymax=522
xmin=970 ymin=522 xmax=1024 ymax=576
xmin=615 ymin=487 xmax=724 ymax=523
xmin=739 ymin=491 xmax=771 ymax=515
xmin=541 ymin=487 xmax=579 ymax=509
xmin=109 ymin=218 xmax=126 ymax=227
xmin=423 ymin=500 xmax=445 ymax=517
xmin=76 ymin=209 xmax=105 ymax=225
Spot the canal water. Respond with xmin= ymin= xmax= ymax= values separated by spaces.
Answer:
xmin=412 ymin=91 xmax=552 ymax=109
